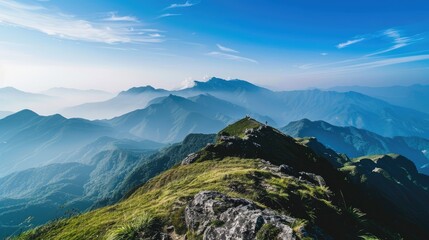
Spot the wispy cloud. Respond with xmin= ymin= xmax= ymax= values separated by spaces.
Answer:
xmin=165 ymin=1 xmax=196 ymax=9
xmin=297 ymin=64 xmax=313 ymax=70
xmin=366 ymin=29 xmax=419 ymax=56
xmin=207 ymin=51 xmax=258 ymax=63
xmin=296 ymin=53 xmax=429 ymax=77
xmin=336 ymin=38 xmax=365 ymax=49
xmin=0 ymin=0 xmax=164 ymax=44
xmin=99 ymin=46 xmax=138 ymax=51
xmin=339 ymin=54 xmax=429 ymax=71
xmin=337 ymin=28 xmax=421 ymax=56
xmin=216 ymin=44 xmax=239 ymax=53
xmin=156 ymin=13 xmax=182 ymax=19
xmin=103 ymin=12 xmax=139 ymax=22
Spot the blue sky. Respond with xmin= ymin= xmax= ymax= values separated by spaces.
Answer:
xmin=0 ymin=0 xmax=428 ymax=92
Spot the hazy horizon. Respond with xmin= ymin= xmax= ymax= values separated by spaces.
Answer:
xmin=1 ymin=76 xmax=429 ymax=94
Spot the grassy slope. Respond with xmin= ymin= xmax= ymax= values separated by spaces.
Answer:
xmin=16 ymin=157 xmax=340 ymax=240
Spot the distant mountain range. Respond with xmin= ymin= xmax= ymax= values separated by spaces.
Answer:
xmin=61 ymin=86 xmax=167 ymax=119
xmin=59 ymin=77 xmax=429 ymax=139
xmin=2 ymin=78 xmax=429 ymax=174
xmin=329 ymin=84 xmax=429 ymax=114
xmin=0 ymin=87 xmax=53 ymax=114
xmin=3 ymin=78 xmax=429 ymax=139
xmin=0 ymin=87 xmax=113 ymax=116
xmin=0 ymin=110 xmax=120 ymax=176
xmin=0 ymin=93 xmax=271 ymax=176
xmin=282 ymin=119 xmax=429 ymax=175
xmin=106 ymin=94 xmax=273 ymax=143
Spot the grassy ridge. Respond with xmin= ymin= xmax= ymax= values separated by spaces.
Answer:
xmin=15 ymin=158 xmax=339 ymax=239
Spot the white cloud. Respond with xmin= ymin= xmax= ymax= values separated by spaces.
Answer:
xmin=366 ymin=29 xmax=418 ymax=56
xmin=304 ymin=54 xmax=429 ymax=76
xmin=321 ymin=53 xmax=328 ymax=56
xmin=207 ymin=51 xmax=258 ymax=63
xmin=216 ymin=44 xmax=239 ymax=53
xmin=0 ymin=0 xmax=163 ymax=44
xmin=336 ymin=38 xmax=365 ymax=49
xmin=297 ymin=64 xmax=313 ymax=70
xmin=148 ymin=33 xmax=163 ymax=38
xmin=341 ymin=54 xmax=429 ymax=70
xmin=103 ymin=12 xmax=139 ymax=22
xmin=157 ymin=13 xmax=182 ymax=19
xmin=166 ymin=1 xmax=196 ymax=9
xmin=99 ymin=46 xmax=138 ymax=51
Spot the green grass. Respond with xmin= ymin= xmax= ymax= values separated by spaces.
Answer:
xmin=256 ymin=224 xmax=281 ymax=240
xmin=16 ymin=154 xmax=389 ymax=240
xmin=14 ymin=157 xmax=338 ymax=240
xmin=106 ymin=212 xmax=162 ymax=240
xmin=218 ymin=117 xmax=262 ymax=138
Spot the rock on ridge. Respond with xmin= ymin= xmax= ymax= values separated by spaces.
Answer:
xmin=185 ymin=191 xmax=296 ymax=240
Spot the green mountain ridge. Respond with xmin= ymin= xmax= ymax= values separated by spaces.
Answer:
xmin=281 ymin=118 xmax=429 ymax=175
xmin=14 ymin=118 xmax=429 ymax=240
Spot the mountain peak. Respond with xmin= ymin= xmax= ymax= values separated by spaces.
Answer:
xmin=121 ymin=85 xmax=166 ymax=95
xmin=191 ymin=77 xmax=264 ymax=92
xmin=219 ymin=117 xmax=264 ymax=137
xmin=9 ymin=109 xmax=39 ymax=118
xmin=163 ymin=94 xmax=188 ymax=102
xmin=0 ymin=87 xmax=27 ymax=95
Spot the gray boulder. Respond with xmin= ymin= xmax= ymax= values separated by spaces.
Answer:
xmin=185 ymin=191 xmax=296 ymax=240
xmin=181 ymin=152 xmax=200 ymax=165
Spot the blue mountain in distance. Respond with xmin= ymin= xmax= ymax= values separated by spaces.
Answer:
xmin=42 ymin=87 xmax=111 ymax=96
xmin=329 ymin=84 xmax=429 ymax=114
xmin=0 ymin=110 xmax=122 ymax=176
xmin=0 ymin=93 xmax=271 ymax=176
xmin=61 ymin=77 xmax=429 ymax=139
xmin=282 ymin=118 xmax=429 ymax=175
xmin=61 ymin=85 xmax=169 ymax=119
xmin=0 ymin=87 xmax=53 ymax=113
xmin=189 ymin=77 xmax=267 ymax=92
xmin=107 ymin=94 xmax=273 ymax=143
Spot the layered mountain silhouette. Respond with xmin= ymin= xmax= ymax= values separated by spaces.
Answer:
xmin=60 ymin=77 xmax=429 ymax=138
xmin=0 ymin=110 xmax=123 ymax=176
xmin=0 ymin=87 xmax=113 ymax=116
xmin=61 ymin=86 xmax=169 ymax=119
xmin=0 ymin=87 xmax=53 ymax=114
xmin=107 ymin=94 xmax=272 ymax=143
xmin=0 ymin=93 xmax=271 ymax=176
xmin=282 ymin=119 xmax=429 ymax=175
xmin=14 ymin=118 xmax=429 ymax=240
xmin=330 ymin=84 xmax=429 ymax=114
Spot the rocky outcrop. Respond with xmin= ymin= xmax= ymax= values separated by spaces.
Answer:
xmin=185 ymin=191 xmax=296 ymax=240
xmin=181 ymin=152 xmax=200 ymax=165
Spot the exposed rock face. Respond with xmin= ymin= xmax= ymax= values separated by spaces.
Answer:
xmin=181 ymin=152 xmax=200 ymax=165
xmin=185 ymin=191 xmax=296 ymax=240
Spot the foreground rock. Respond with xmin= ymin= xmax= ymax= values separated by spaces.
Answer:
xmin=185 ymin=191 xmax=297 ymax=240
